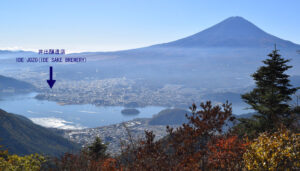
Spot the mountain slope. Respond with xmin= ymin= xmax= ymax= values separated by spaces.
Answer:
xmin=149 ymin=108 xmax=190 ymax=125
xmin=148 ymin=107 xmax=255 ymax=126
xmin=155 ymin=16 xmax=299 ymax=48
xmin=0 ymin=109 xmax=79 ymax=156
xmin=0 ymin=75 xmax=35 ymax=94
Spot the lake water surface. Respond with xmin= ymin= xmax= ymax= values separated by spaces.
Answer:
xmin=0 ymin=93 xmax=165 ymax=129
xmin=0 ymin=93 xmax=251 ymax=129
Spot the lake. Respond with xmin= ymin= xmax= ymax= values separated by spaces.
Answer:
xmin=0 ymin=93 xmax=251 ymax=130
xmin=0 ymin=93 xmax=165 ymax=129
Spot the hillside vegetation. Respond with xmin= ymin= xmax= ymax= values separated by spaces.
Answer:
xmin=0 ymin=109 xmax=79 ymax=156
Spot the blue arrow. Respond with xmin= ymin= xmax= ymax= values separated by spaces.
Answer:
xmin=47 ymin=66 xmax=56 ymax=88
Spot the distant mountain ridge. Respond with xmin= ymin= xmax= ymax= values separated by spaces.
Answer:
xmin=0 ymin=75 xmax=35 ymax=95
xmin=0 ymin=109 xmax=79 ymax=156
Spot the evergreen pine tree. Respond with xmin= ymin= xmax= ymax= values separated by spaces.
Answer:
xmin=238 ymin=47 xmax=297 ymax=136
xmin=87 ymin=137 xmax=108 ymax=160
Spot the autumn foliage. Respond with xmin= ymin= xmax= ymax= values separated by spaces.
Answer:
xmin=118 ymin=101 xmax=240 ymax=170
xmin=100 ymin=158 xmax=120 ymax=171
xmin=207 ymin=135 xmax=248 ymax=169
xmin=243 ymin=129 xmax=300 ymax=170
xmin=0 ymin=147 xmax=45 ymax=171
xmin=52 ymin=99 xmax=300 ymax=170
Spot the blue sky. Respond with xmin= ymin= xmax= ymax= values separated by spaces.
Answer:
xmin=0 ymin=0 xmax=299 ymax=53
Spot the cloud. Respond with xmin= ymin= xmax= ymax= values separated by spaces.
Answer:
xmin=0 ymin=46 xmax=36 ymax=52
xmin=79 ymin=110 xmax=98 ymax=114
xmin=30 ymin=117 xmax=85 ymax=130
xmin=27 ymin=110 xmax=39 ymax=114
xmin=51 ymin=111 xmax=63 ymax=114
